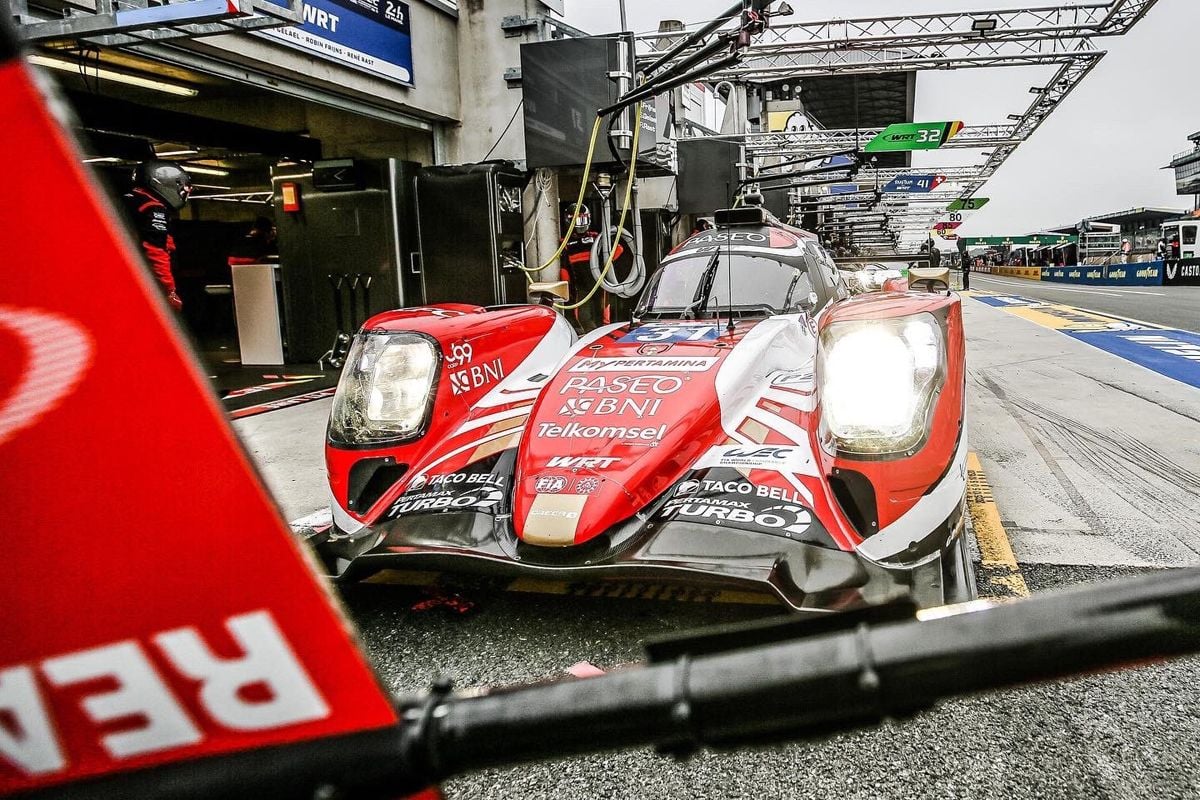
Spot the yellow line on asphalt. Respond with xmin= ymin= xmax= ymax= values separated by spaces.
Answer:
xmin=966 ymin=452 xmax=1030 ymax=598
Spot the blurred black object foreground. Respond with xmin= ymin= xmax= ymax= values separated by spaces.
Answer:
xmin=35 ymin=568 xmax=1200 ymax=800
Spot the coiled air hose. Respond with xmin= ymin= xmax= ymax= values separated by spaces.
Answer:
xmin=557 ymin=101 xmax=644 ymax=311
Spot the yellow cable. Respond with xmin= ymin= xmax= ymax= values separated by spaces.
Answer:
xmin=516 ymin=115 xmax=606 ymax=278
xmin=556 ymin=102 xmax=643 ymax=311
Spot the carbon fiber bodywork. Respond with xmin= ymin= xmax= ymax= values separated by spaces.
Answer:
xmin=312 ymin=501 xmax=967 ymax=612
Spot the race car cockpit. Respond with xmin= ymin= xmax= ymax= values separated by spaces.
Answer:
xmin=634 ymin=250 xmax=818 ymax=320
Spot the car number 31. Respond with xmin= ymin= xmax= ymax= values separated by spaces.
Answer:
xmin=622 ymin=324 xmax=720 ymax=344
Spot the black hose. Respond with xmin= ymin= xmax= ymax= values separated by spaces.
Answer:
xmin=642 ymin=0 xmax=743 ymax=76
xmin=402 ymin=567 xmax=1200 ymax=779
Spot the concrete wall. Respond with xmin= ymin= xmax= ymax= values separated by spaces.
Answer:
xmin=450 ymin=0 xmax=533 ymax=163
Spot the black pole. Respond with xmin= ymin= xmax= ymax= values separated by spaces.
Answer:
xmin=403 ymin=568 xmax=1200 ymax=779
xmin=328 ymin=274 xmax=345 ymax=335
xmin=644 ymin=34 xmax=732 ymax=90
xmin=643 ymin=0 xmax=743 ymax=76
xmin=599 ymin=52 xmax=743 ymax=117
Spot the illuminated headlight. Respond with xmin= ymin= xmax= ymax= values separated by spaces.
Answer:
xmin=328 ymin=333 xmax=439 ymax=445
xmin=817 ymin=313 xmax=945 ymax=455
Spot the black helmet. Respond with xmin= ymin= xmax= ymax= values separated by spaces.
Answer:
xmin=563 ymin=205 xmax=591 ymax=230
xmin=134 ymin=161 xmax=193 ymax=210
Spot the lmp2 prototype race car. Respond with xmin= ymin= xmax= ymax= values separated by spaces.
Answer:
xmin=315 ymin=208 xmax=970 ymax=612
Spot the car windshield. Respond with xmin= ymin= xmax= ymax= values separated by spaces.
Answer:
xmin=635 ymin=252 xmax=814 ymax=318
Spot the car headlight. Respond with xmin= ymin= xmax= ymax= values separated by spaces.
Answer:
xmin=817 ymin=313 xmax=945 ymax=455
xmin=328 ymin=333 xmax=439 ymax=446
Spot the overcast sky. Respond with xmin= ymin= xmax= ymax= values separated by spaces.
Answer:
xmin=561 ymin=0 xmax=1195 ymax=238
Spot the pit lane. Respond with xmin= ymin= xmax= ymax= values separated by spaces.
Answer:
xmin=971 ymin=272 xmax=1200 ymax=332
xmin=235 ymin=294 xmax=1200 ymax=799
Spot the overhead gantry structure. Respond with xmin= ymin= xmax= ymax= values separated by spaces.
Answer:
xmin=641 ymin=0 xmax=1161 ymax=253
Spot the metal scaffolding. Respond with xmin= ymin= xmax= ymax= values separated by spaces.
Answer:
xmin=10 ymin=0 xmax=302 ymax=46
xmin=659 ymin=0 xmax=1160 ymax=253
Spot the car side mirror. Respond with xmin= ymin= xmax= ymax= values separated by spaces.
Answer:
xmin=528 ymin=280 xmax=569 ymax=306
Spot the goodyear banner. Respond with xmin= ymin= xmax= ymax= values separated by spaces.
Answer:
xmin=1164 ymin=258 xmax=1200 ymax=286
xmin=986 ymin=262 xmax=1164 ymax=286
xmin=1042 ymin=262 xmax=1163 ymax=287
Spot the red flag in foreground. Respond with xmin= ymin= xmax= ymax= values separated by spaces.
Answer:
xmin=0 ymin=23 xmax=398 ymax=796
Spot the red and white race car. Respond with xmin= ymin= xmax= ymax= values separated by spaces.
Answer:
xmin=316 ymin=208 xmax=971 ymax=612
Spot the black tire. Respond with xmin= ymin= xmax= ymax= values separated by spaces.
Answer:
xmin=942 ymin=530 xmax=978 ymax=605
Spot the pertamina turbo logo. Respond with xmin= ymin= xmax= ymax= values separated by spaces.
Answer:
xmin=656 ymin=473 xmax=815 ymax=540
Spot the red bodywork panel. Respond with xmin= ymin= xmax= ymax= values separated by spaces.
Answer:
xmin=326 ymin=304 xmax=562 ymax=521
xmin=1 ymin=56 xmax=397 ymax=794
xmin=513 ymin=325 xmax=739 ymax=546
xmin=822 ymin=292 xmax=966 ymax=530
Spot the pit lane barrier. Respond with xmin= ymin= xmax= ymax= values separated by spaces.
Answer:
xmin=975 ymin=261 xmax=1171 ymax=287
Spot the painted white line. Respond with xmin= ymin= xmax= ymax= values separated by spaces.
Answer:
xmin=976 ymin=276 xmax=1124 ymax=297
xmin=978 ymin=275 xmax=1165 ymax=297
xmin=974 ymin=277 xmax=1161 ymax=298
xmin=972 ymin=278 xmax=1173 ymax=330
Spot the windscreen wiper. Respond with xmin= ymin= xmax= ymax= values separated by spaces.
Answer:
xmin=682 ymin=250 xmax=722 ymax=319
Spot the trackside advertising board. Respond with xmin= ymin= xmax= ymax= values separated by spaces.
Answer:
xmin=1041 ymin=262 xmax=1164 ymax=287
xmin=0 ymin=41 xmax=398 ymax=794
xmin=882 ymin=174 xmax=945 ymax=193
xmin=260 ymin=0 xmax=413 ymax=85
xmin=865 ymin=121 xmax=964 ymax=153
xmin=1164 ymin=257 xmax=1200 ymax=286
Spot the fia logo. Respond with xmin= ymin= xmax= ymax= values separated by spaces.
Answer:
xmin=535 ymin=475 xmax=568 ymax=494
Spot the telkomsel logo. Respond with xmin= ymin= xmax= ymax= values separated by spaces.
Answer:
xmin=538 ymin=422 xmax=667 ymax=442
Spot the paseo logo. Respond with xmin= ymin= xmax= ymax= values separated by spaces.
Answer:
xmin=560 ymin=375 xmax=684 ymax=396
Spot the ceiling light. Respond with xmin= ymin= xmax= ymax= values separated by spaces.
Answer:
xmin=183 ymin=165 xmax=231 ymax=176
xmin=26 ymin=55 xmax=199 ymax=97
xmin=82 ymin=156 xmax=123 ymax=164
xmin=193 ymin=183 xmax=232 ymax=190
xmin=156 ymin=148 xmax=200 ymax=157
xmin=971 ymin=17 xmax=998 ymax=33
